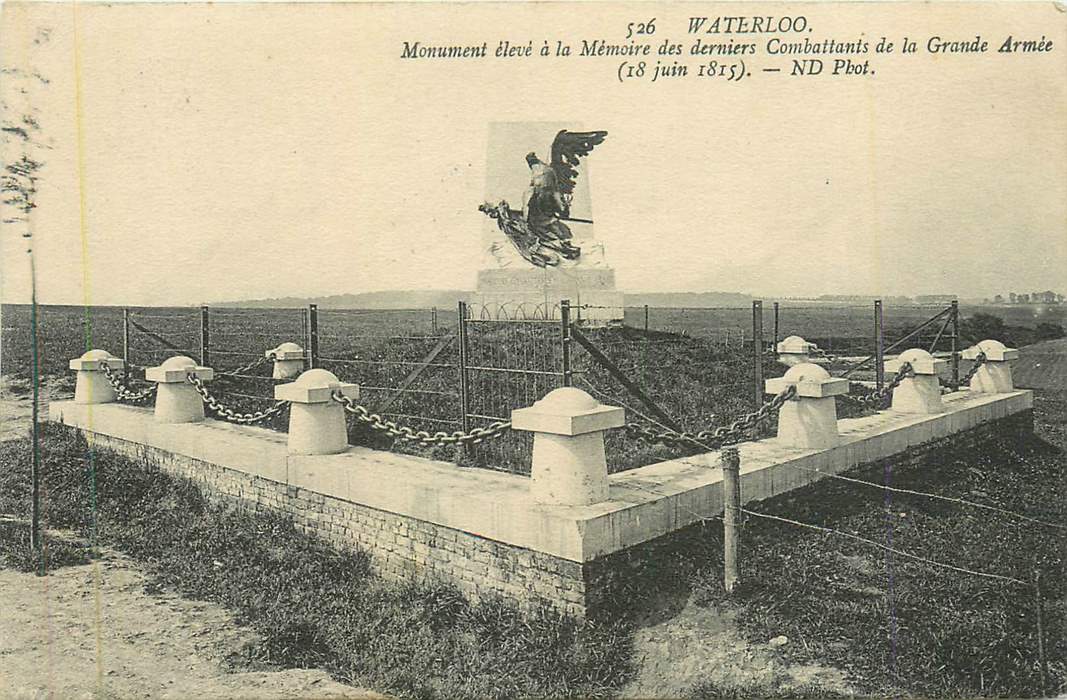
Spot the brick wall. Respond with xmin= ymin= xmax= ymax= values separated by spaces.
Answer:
xmin=73 ymin=408 xmax=1033 ymax=619
xmin=83 ymin=433 xmax=588 ymax=617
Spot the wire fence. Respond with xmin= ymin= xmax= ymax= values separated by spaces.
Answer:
xmin=88 ymin=298 xmax=986 ymax=475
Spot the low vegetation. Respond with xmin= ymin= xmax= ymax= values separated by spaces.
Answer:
xmin=0 ymin=424 xmax=633 ymax=699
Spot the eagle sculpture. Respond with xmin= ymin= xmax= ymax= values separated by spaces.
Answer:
xmin=480 ymin=129 xmax=607 ymax=268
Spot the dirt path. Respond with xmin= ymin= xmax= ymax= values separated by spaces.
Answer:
xmin=620 ymin=588 xmax=853 ymax=698
xmin=0 ymin=545 xmax=383 ymax=699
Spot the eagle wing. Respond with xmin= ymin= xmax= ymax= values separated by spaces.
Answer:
xmin=549 ymin=129 xmax=607 ymax=195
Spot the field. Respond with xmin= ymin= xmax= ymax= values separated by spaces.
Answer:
xmin=3 ymin=301 xmax=1063 ymax=475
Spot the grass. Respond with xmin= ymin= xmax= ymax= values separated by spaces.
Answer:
xmin=0 ymin=423 xmax=634 ymax=699
xmin=0 ymin=519 xmax=92 ymax=573
xmin=606 ymin=393 xmax=1066 ymax=699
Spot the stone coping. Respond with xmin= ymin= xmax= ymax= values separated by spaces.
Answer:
xmin=48 ymin=389 xmax=1031 ymax=564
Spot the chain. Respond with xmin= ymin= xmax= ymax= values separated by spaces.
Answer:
xmin=331 ymin=390 xmax=510 ymax=446
xmin=840 ymin=361 xmax=914 ymax=408
xmin=186 ymin=373 xmax=289 ymax=424
xmin=100 ymin=362 xmax=157 ymax=404
xmin=938 ymin=351 xmax=988 ymax=391
xmin=625 ymin=385 xmax=797 ymax=450
xmin=217 ymin=353 xmax=275 ymax=378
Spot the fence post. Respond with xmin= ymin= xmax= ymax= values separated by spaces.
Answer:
xmin=560 ymin=299 xmax=572 ymax=387
xmin=950 ymin=300 xmax=960 ymax=390
xmin=773 ymin=301 xmax=780 ymax=347
xmin=752 ymin=300 xmax=764 ymax=408
xmin=431 ymin=306 xmax=439 ymax=335
xmin=643 ymin=304 xmax=649 ymax=335
xmin=122 ymin=307 xmax=131 ymax=369
xmin=306 ymin=304 xmax=319 ymax=369
xmin=200 ymin=305 xmax=210 ymax=367
xmin=457 ymin=301 xmax=472 ymax=435
xmin=722 ymin=446 xmax=741 ymax=593
xmin=874 ymin=300 xmax=885 ymax=391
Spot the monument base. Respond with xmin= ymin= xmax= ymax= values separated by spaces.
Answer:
xmin=471 ymin=268 xmax=625 ymax=324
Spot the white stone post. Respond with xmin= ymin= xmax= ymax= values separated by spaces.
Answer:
xmin=961 ymin=339 xmax=1019 ymax=394
xmin=776 ymin=335 xmax=817 ymax=367
xmin=69 ymin=350 xmax=125 ymax=405
xmin=511 ymin=387 xmax=624 ymax=506
xmin=268 ymin=342 xmax=306 ymax=380
xmin=885 ymin=348 xmax=946 ymax=414
xmin=765 ymin=363 xmax=849 ymax=449
xmin=145 ymin=355 xmax=215 ymax=423
xmin=275 ymin=369 xmax=359 ymax=455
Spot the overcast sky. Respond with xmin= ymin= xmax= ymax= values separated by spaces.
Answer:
xmin=1 ymin=2 xmax=1064 ymax=306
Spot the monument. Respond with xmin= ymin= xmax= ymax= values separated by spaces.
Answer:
xmin=472 ymin=122 xmax=625 ymax=323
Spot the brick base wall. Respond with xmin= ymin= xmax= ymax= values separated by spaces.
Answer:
xmin=69 ymin=408 xmax=1033 ymax=620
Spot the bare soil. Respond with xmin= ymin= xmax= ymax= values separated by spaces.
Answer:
xmin=0 ymin=544 xmax=383 ymax=699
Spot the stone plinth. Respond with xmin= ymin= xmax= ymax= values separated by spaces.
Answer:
xmin=470 ymin=268 xmax=624 ymax=323
xmin=275 ymin=369 xmax=359 ymax=455
xmin=512 ymin=387 xmax=624 ymax=506
xmin=962 ymin=339 xmax=1019 ymax=394
xmin=268 ymin=342 xmax=306 ymax=380
xmin=765 ymin=363 xmax=849 ymax=448
xmin=145 ymin=356 xmax=214 ymax=423
xmin=886 ymin=349 xmax=946 ymax=414
xmin=69 ymin=349 xmax=125 ymax=405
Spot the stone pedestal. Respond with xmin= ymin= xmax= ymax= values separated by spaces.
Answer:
xmin=512 ymin=387 xmax=624 ymax=506
xmin=275 ymin=369 xmax=359 ymax=455
xmin=765 ymin=363 xmax=849 ymax=449
xmin=70 ymin=350 xmax=125 ymax=405
xmin=145 ymin=356 xmax=214 ymax=423
xmin=962 ymin=340 xmax=1018 ymax=394
xmin=268 ymin=342 xmax=306 ymax=380
xmin=470 ymin=268 xmax=624 ymax=323
xmin=886 ymin=349 xmax=946 ymax=414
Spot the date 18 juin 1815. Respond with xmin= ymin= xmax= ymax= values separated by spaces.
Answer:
xmin=618 ymin=59 xmax=747 ymax=82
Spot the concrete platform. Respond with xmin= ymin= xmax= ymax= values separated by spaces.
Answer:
xmin=48 ymin=388 xmax=1032 ymax=564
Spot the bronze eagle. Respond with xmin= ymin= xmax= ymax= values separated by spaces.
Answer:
xmin=481 ymin=129 xmax=607 ymax=268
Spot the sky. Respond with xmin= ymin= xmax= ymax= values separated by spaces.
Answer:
xmin=1 ymin=1 xmax=1064 ymax=306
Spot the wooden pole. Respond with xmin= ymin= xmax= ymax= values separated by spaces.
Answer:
xmin=457 ymin=301 xmax=471 ymax=435
xmin=643 ymin=304 xmax=649 ymax=335
xmin=199 ymin=305 xmax=210 ymax=367
xmin=722 ymin=446 xmax=741 ymax=593
xmin=560 ymin=299 xmax=572 ymax=387
xmin=307 ymin=304 xmax=319 ymax=369
xmin=875 ymin=300 xmax=885 ymax=391
xmin=950 ymin=300 xmax=960 ymax=390
xmin=773 ymin=301 xmax=780 ymax=347
xmin=431 ymin=306 xmax=438 ymax=336
xmin=122 ymin=307 xmax=131 ymax=371
xmin=752 ymin=301 xmax=764 ymax=408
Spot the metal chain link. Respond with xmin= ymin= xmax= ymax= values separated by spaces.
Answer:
xmin=331 ymin=390 xmax=510 ymax=446
xmin=217 ymin=353 xmax=275 ymax=378
xmin=840 ymin=361 xmax=914 ymax=408
xmin=625 ymin=385 xmax=798 ymax=450
xmin=186 ymin=373 xmax=289 ymax=425
xmin=100 ymin=362 xmax=157 ymax=404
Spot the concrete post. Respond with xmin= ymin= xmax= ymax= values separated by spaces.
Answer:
xmin=69 ymin=350 xmax=125 ymax=405
xmin=885 ymin=348 xmax=946 ymax=414
xmin=776 ymin=335 xmax=817 ymax=367
xmin=275 ymin=369 xmax=359 ymax=455
xmin=145 ymin=355 xmax=215 ymax=423
xmin=765 ymin=363 xmax=849 ymax=449
xmin=961 ymin=339 xmax=1019 ymax=394
xmin=511 ymin=387 xmax=625 ymax=506
xmin=268 ymin=342 xmax=306 ymax=380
